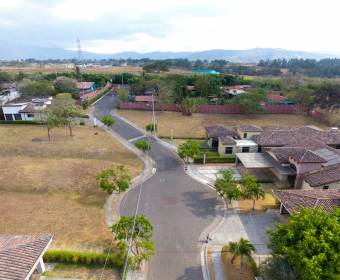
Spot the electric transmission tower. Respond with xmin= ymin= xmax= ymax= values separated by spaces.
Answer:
xmin=76 ymin=37 xmax=84 ymax=95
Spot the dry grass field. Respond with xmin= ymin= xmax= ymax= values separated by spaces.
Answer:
xmin=118 ymin=110 xmax=328 ymax=138
xmin=0 ymin=125 xmax=143 ymax=251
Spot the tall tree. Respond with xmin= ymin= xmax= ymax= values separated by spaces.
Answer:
xmin=228 ymin=238 xmax=255 ymax=273
xmin=53 ymin=76 xmax=78 ymax=94
xmin=241 ymin=173 xmax=265 ymax=210
xmin=112 ymin=215 xmax=155 ymax=270
xmin=313 ymin=82 xmax=340 ymax=112
xmin=52 ymin=93 xmax=81 ymax=136
xmin=178 ymin=140 xmax=200 ymax=163
xmin=268 ymin=208 xmax=340 ymax=280
xmin=96 ymin=165 xmax=131 ymax=194
xmin=181 ymin=97 xmax=205 ymax=116
xmin=36 ymin=108 xmax=63 ymax=142
xmin=215 ymin=169 xmax=241 ymax=208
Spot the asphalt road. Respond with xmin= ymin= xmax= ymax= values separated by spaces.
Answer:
xmin=93 ymin=93 xmax=218 ymax=280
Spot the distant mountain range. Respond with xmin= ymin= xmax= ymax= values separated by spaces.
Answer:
xmin=0 ymin=42 xmax=337 ymax=62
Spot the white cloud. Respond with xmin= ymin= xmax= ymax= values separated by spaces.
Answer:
xmin=1 ymin=0 xmax=340 ymax=54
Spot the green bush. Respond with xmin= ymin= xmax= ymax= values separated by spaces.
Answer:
xmin=43 ymin=250 xmax=124 ymax=268
xmin=79 ymin=120 xmax=85 ymax=126
xmin=194 ymin=156 xmax=236 ymax=164
xmin=134 ymin=139 xmax=151 ymax=151
xmin=145 ymin=123 xmax=157 ymax=132
xmin=0 ymin=120 xmax=42 ymax=125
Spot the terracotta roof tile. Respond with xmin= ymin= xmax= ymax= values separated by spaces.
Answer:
xmin=205 ymin=126 xmax=238 ymax=138
xmin=273 ymin=189 xmax=340 ymax=213
xmin=0 ymin=234 xmax=52 ymax=280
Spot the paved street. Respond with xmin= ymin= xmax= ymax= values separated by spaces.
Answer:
xmin=93 ymin=92 xmax=220 ymax=280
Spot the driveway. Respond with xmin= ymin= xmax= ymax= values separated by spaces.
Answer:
xmin=93 ymin=92 xmax=220 ymax=280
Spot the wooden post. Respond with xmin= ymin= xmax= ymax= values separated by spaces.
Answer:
xmin=203 ymin=153 xmax=206 ymax=165
xmin=170 ymin=129 xmax=173 ymax=142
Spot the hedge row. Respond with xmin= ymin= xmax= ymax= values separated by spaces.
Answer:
xmin=43 ymin=250 xmax=124 ymax=268
xmin=194 ymin=156 xmax=236 ymax=164
xmin=0 ymin=120 xmax=43 ymax=125
xmin=88 ymin=85 xmax=112 ymax=105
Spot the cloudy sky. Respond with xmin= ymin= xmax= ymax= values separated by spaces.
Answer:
xmin=0 ymin=0 xmax=339 ymax=54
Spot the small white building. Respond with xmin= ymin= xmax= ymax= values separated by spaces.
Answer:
xmin=0 ymin=83 xmax=20 ymax=105
xmin=2 ymin=97 xmax=52 ymax=121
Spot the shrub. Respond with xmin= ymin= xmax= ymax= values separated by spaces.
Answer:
xmin=134 ymin=139 xmax=151 ymax=151
xmin=145 ymin=123 xmax=157 ymax=132
xmin=79 ymin=120 xmax=85 ymax=126
xmin=101 ymin=115 xmax=115 ymax=126
xmin=43 ymin=250 xmax=124 ymax=268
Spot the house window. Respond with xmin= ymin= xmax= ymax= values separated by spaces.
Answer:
xmin=243 ymin=133 xmax=248 ymax=138
xmin=225 ymin=147 xmax=233 ymax=154
xmin=258 ymin=146 xmax=262 ymax=152
xmin=322 ymin=185 xmax=329 ymax=190
xmin=335 ymin=145 xmax=340 ymax=149
xmin=14 ymin=114 xmax=22 ymax=120
xmin=242 ymin=147 xmax=250 ymax=153
xmin=27 ymin=113 xmax=34 ymax=118
xmin=4 ymin=114 xmax=13 ymax=121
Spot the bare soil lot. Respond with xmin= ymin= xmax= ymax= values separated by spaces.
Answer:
xmin=118 ymin=110 xmax=328 ymax=138
xmin=0 ymin=125 xmax=143 ymax=251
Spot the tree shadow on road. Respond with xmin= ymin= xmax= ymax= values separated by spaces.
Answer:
xmin=177 ymin=265 xmax=203 ymax=280
xmin=181 ymin=190 xmax=219 ymax=219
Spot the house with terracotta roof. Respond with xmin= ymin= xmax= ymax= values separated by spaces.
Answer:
xmin=0 ymin=234 xmax=53 ymax=280
xmin=134 ymin=95 xmax=158 ymax=103
xmin=266 ymin=92 xmax=294 ymax=105
xmin=273 ymin=189 xmax=340 ymax=214
xmin=77 ymin=82 xmax=96 ymax=94
xmin=206 ymin=124 xmax=340 ymax=188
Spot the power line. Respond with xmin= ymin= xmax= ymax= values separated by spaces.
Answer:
xmin=122 ymin=93 xmax=156 ymax=279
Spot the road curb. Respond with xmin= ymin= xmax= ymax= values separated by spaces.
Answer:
xmin=184 ymin=165 xmax=227 ymax=280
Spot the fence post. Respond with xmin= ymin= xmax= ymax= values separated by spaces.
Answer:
xmin=203 ymin=153 xmax=206 ymax=165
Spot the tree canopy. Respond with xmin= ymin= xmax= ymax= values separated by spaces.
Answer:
xmin=178 ymin=140 xmax=200 ymax=163
xmin=215 ymin=169 xmax=241 ymax=206
xmin=96 ymin=165 xmax=131 ymax=194
xmin=54 ymin=76 xmax=78 ymax=95
xmin=268 ymin=208 xmax=340 ymax=280
xmin=112 ymin=215 xmax=155 ymax=270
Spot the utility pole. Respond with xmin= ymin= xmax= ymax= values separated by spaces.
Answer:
xmin=152 ymin=91 xmax=156 ymax=135
xmin=77 ymin=37 xmax=84 ymax=96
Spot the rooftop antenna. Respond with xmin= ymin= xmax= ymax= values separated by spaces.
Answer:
xmin=77 ymin=37 xmax=84 ymax=96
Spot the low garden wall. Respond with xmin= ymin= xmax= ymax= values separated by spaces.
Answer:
xmin=119 ymin=102 xmax=307 ymax=114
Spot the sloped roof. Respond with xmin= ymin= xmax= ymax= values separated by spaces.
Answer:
xmin=76 ymin=82 xmax=95 ymax=89
xmin=0 ymin=234 xmax=53 ymax=280
xmin=135 ymin=95 xmax=157 ymax=102
xmin=267 ymin=93 xmax=288 ymax=102
xmin=238 ymin=124 xmax=262 ymax=132
xmin=205 ymin=125 xmax=238 ymax=138
xmin=219 ymin=135 xmax=237 ymax=145
xmin=273 ymin=189 xmax=340 ymax=213
xmin=256 ymin=126 xmax=340 ymax=146
xmin=303 ymin=163 xmax=340 ymax=187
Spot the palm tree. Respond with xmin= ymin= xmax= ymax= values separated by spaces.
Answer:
xmin=228 ymin=238 xmax=255 ymax=273
xmin=242 ymin=173 xmax=266 ymax=210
